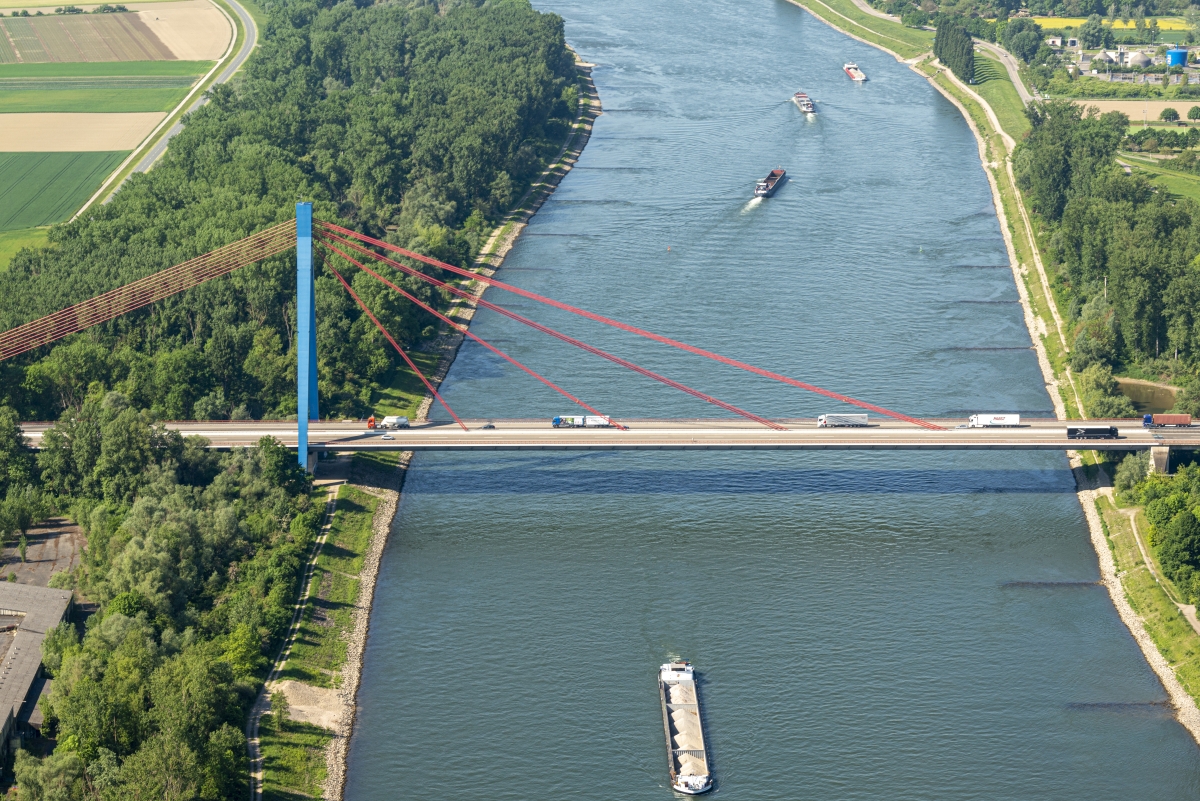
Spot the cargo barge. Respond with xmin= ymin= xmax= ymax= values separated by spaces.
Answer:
xmin=754 ymin=168 xmax=785 ymax=197
xmin=792 ymin=91 xmax=816 ymax=113
xmin=844 ymin=62 xmax=866 ymax=81
xmin=659 ymin=661 xmax=713 ymax=795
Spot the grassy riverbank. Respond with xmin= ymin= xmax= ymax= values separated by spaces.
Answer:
xmin=281 ymin=485 xmax=379 ymax=687
xmin=259 ymin=483 xmax=380 ymax=799
xmin=785 ymin=0 xmax=930 ymax=59
xmin=1099 ymin=494 xmax=1200 ymax=696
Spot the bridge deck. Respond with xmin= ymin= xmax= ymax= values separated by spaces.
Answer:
xmin=19 ymin=419 xmax=1199 ymax=451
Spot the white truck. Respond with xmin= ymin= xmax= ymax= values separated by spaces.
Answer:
xmin=817 ymin=414 xmax=869 ymax=427
xmin=378 ymin=415 xmax=410 ymax=429
xmin=968 ymin=413 xmax=1020 ymax=428
xmin=552 ymin=415 xmax=612 ymax=428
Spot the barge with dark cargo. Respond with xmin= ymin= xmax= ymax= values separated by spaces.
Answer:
xmin=754 ymin=168 xmax=785 ymax=197
xmin=659 ymin=661 xmax=713 ymax=795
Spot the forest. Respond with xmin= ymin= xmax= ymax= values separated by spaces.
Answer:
xmin=1012 ymin=100 xmax=1200 ymax=413
xmin=0 ymin=0 xmax=577 ymax=796
xmin=0 ymin=0 xmax=578 ymax=424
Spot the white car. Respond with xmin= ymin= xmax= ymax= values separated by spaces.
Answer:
xmin=380 ymin=434 xmax=394 ymax=440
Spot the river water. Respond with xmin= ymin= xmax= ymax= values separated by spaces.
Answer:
xmin=344 ymin=0 xmax=1200 ymax=797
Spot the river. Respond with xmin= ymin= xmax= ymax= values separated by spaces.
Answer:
xmin=343 ymin=0 xmax=1200 ymax=796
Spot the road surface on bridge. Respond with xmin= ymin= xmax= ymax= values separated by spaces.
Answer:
xmin=18 ymin=419 xmax=1200 ymax=452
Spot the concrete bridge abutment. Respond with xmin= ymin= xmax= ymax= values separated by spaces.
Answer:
xmin=1150 ymin=445 xmax=1172 ymax=474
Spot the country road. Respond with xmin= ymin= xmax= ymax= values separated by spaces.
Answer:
xmin=129 ymin=0 xmax=259 ymax=175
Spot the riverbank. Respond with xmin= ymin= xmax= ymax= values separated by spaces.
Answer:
xmin=792 ymin=0 xmax=1200 ymax=745
xmin=297 ymin=58 xmax=603 ymax=801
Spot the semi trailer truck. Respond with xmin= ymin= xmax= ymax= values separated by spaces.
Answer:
xmin=552 ymin=415 xmax=613 ymax=428
xmin=817 ymin=414 xmax=869 ymax=427
xmin=1143 ymin=414 xmax=1192 ymax=427
xmin=968 ymin=414 xmax=1020 ymax=428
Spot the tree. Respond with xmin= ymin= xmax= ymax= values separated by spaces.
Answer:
xmin=935 ymin=17 xmax=975 ymax=82
xmin=1189 ymin=106 xmax=1200 ymax=121
xmin=270 ymin=690 xmax=290 ymax=732
xmin=1080 ymin=14 xmax=1114 ymax=48
xmin=0 ymin=405 xmax=34 ymax=495
xmin=1004 ymin=17 xmax=1045 ymax=62
xmin=1162 ymin=107 xmax=1181 ymax=121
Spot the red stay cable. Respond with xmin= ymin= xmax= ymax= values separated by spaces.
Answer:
xmin=317 ymin=231 xmax=786 ymax=431
xmin=324 ymin=261 xmax=468 ymax=432
xmin=319 ymin=240 xmax=626 ymax=430
xmin=315 ymin=219 xmax=941 ymax=431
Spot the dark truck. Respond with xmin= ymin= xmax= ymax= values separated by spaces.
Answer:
xmin=1067 ymin=425 xmax=1119 ymax=440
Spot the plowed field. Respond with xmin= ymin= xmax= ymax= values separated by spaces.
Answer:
xmin=0 ymin=14 xmax=174 ymax=62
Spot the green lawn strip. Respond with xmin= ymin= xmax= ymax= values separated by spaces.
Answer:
xmin=795 ymin=0 xmax=931 ymax=57
xmin=1118 ymin=155 xmax=1200 ymax=203
xmin=371 ymin=349 xmax=443 ymax=419
xmin=352 ymin=451 xmax=402 ymax=471
xmin=0 ymin=226 xmax=48 ymax=270
xmin=0 ymin=151 xmax=126 ymax=231
xmin=972 ymin=55 xmax=1031 ymax=141
xmin=258 ymin=715 xmax=332 ymax=801
xmin=1099 ymin=498 xmax=1200 ymax=702
xmin=279 ymin=485 xmax=378 ymax=688
xmin=0 ymin=86 xmax=190 ymax=113
xmin=0 ymin=60 xmax=211 ymax=77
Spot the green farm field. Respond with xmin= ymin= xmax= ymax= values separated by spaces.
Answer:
xmin=0 ymin=15 xmax=173 ymax=63
xmin=0 ymin=151 xmax=125 ymax=231
xmin=0 ymin=227 xmax=49 ymax=270
xmin=0 ymin=86 xmax=190 ymax=112
xmin=0 ymin=60 xmax=211 ymax=77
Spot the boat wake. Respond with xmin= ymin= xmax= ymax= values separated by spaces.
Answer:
xmin=741 ymin=197 xmax=763 ymax=212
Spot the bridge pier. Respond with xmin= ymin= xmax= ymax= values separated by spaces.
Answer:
xmin=296 ymin=202 xmax=319 ymax=471
xmin=1150 ymin=445 xmax=1171 ymax=474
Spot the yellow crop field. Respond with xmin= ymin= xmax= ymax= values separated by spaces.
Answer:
xmin=1031 ymin=16 xmax=1191 ymax=30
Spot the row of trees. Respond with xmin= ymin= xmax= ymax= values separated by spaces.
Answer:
xmin=0 ymin=0 xmax=578 ymax=424
xmin=935 ymin=17 xmax=977 ymax=81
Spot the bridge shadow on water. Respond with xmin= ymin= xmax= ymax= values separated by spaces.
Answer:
xmin=405 ymin=456 xmax=1077 ymax=495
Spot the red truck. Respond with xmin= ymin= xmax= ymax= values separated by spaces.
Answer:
xmin=1143 ymin=413 xmax=1192 ymax=427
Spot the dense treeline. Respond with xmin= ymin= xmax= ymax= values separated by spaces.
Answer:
xmin=2 ymin=390 xmax=319 ymax=797
xmin=1114 ymin=463 xmax=1200 ymax=603
xmin=935 ymin=17 xmax=976 ymax=82
xmin=1013 ymin=100 xmax=1200 ymax=412
xmin=0 ymin=0 xmax=577 ymax=423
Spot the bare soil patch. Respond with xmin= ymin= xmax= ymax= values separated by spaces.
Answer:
xmin=274 ymin=679 xmax=342 ymax=732
xmin=0 ymin=14 xmax=173 ymax=63
xmin=0 ymin=111 xmax=164 ymax=150
xmin=1 ymin=516 xmax=83 ymax=587
xmin=135 ymin=0 xmax=231 ymax=61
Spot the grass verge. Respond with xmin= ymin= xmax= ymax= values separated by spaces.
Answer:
xmin=0 ymin=226 xmax=48 ymax=270
xmin=972 ymin=55 xmax=1031 ymax=141
xmin=1098 ymin=497 xmax=1200 ymax=700
xmin=258 ymin=714 xmax=333 ymax=801
xmin=371 ymin=349 xmax=443 ymax=419
xmin=279 ymin=485 xmax=378 ymax=688
xmin=1119 ymin=151 xmax=1200 ymax=203
xmin=786 ymin=0 xmax=931 ymax=58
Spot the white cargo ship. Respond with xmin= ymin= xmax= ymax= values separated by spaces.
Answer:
xmin=844 ymin=62 xmax=866 ymax=81
xmin=659 ymin=661 xmax=713 ymax=795
xmin=792 ymin=90 xmax=816 ymax=113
